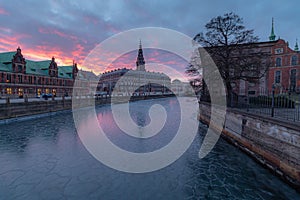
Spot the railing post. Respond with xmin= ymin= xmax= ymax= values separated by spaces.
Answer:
xmin=24 ymin=94 xmax=28 ymax=103
xmin=247 ymin=92 xmax=250 ymax=112
xmin=6 ymin=97 xmax=10 ymax=104
xmin=271 ymin=86 xmax=275 ymax=117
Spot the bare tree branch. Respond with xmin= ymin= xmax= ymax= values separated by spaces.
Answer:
xmin=187 ymin=12 xmax=271 ymax=106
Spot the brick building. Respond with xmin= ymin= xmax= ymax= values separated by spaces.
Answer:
xmin=267 ymin=40 xmax=300 ymax=94
xmin=200 ymin=18 xmax=300 ymax=105
xmin=0 ymin=47 xmax=94 ymax=98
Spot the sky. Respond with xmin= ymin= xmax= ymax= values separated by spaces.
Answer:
xmin=0 ymin=0 xmax=299 ymax=80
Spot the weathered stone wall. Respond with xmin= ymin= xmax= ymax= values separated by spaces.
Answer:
xmin=199 ymin=102 xmax=300 ymax=190
xmin=0 ymin=94 xmax=175 ymax=121
xmin=0 ymin=99 xmax=72 ymax=120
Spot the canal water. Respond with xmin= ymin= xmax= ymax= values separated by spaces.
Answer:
xmin=0 ymin=97 xmax=299 ymax=199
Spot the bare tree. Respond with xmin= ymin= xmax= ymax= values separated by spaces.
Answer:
xmin=186 ymin=48 xmax=202 ymax=98
xmin=192 ymin=12 xmax=270 ymax=106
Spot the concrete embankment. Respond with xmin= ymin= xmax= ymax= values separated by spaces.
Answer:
xmin=199 ymin=102 xmax=300 ymax=191
xmin=0 ymin=94 xmax=175 ymax=124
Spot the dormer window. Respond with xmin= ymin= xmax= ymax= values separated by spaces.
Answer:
xmin=48 ymin=57 xmax=58 ymax=77
xmin=275 ymin=48 xmax=283 ymax=54
xmin=18 ymin=65 xmax=22 ymax=72
xmin=12 ymin=47 xmax=26 ymax=73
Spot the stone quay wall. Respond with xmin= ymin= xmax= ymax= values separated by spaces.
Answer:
xmin=199 ymin=102 xmax=300 ymax=191
xmin=0 ymin=94 xmax=175 ymax=121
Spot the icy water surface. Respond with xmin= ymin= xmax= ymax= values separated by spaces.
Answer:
xmin=0 ymin=97 xmax=299 ymax=199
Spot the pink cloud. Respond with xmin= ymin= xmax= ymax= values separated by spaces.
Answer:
xmin=0 ymin=7 xmax=9 ymax=15
xmin=38 ymin=27 xmax=78 ymax=41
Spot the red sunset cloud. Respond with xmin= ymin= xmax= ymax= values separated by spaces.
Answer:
xmin=0 ymin=22 xmax=190 ymax=80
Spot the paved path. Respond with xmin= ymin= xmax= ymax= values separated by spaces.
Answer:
xmin=0 ymin=96 xmax=72 ymax=104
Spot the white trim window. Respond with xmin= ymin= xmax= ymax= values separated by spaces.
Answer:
xmin=275 ymin=70 xmax=281 ymax=84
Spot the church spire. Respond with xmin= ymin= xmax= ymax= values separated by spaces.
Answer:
xmin=269 ymin=18 xmax=276 ymax=41
xmin=136 ymin=40 xmax=146 ymax=71
xmin=295 ymin=39 xmax=299 ymax=51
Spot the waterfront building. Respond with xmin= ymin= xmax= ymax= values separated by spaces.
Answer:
xmin=201 ymin=18 xmax=300 ymax=105
xmin=0 ymin=47 xmax=95 ymax=98
xmin=266 ymin=38 xmax=300 ymax=94
xmin=171 ymin=79 xmax=194 ymax=96
xmin=201 ymin=39 xmax=275 ymax=101
xmin=238 ymin=18 xmax=300 ymax=96
xmin=97 ymin=41 xmax=171 ymax=96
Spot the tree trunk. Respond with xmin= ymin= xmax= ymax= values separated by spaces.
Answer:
xmin=226 ymin=81 xmax=233 ymax=107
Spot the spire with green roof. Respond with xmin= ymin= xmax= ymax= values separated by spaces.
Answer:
xmin=294 ymin=39 xmax=299 ymax=51
xmin=269 ymin=18 xmax=276 ymax=41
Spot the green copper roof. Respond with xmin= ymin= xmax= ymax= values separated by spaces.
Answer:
xmin=26 ymin=60 xmax=51 ymax=76
xmin=0 ymin=51 xmax=15 ymax=63
xmin=295 ymin=39 xmax=299 ymax=51
xmin=58 ymin=66 xmax=73 ymax=79
xmin=0 ymin=62 xmax=12 ymax=72
xmin=0 ymin=50 xmax=75 ymax=79
xmin=269 ymin=18 xmax=276 ymax=41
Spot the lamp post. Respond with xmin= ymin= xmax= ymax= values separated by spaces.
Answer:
xmin=271 ymin=84 xmax=275 ymax=117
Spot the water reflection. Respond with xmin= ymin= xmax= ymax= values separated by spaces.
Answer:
xmin=0 ymin=97 xmax=299 ymax=199
xmin=96 ymin=98 xmax=180 ymax=153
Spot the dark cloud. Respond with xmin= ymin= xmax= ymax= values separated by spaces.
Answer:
xmin=0 ymin=0 xmax=299 ymax=74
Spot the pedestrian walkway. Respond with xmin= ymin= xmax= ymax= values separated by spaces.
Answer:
xmin=0 ymin=96 xmax=72 ymax=104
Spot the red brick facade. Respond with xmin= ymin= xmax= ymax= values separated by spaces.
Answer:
xmin=267 ymin=39 xmax=300 ymax=94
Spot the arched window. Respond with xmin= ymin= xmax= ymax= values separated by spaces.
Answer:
xmin=291 ymin=55 xmax=298 ymax=65
xmin=275 ymin=70 xmax=281 ymax=83
xmin=276 ymin=57 xmax=282 ymax=67
xmin=290 ymin=69 xmax=297 ymax=92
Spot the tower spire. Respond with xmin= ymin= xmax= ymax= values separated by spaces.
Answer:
xmin=136 ymin=40 xmax=145 ymax=71
xmin=295 ymin=39 xmax=299 ymax=51
xmin=139 ymin=39 xmax=142 ymax=49
xmin=269 ymin=17 xmax=276 ymax=41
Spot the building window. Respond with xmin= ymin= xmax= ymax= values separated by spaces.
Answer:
xmin=291 ymin=55 xmax=298 ymax=65
xmin=18 ymin=88 xmax=23 ymax=97
xmin=248 ymin=91 xmax=256 ymax=95
xmin=275 ymin=71 xmax=281 ymax=84
xmin=6 ymin=74 xmax=11 ymax=83
xmin=18 ymin=65 xmax=22 ymax=72
xmin=6 ymin=88 xmax=12 ymax=95
xmin=276 ymin=57 xmax=282 ymax=67
xmin=290 ymin=69 xmax=297 ymax=92
xmin=18 ymin=75 xmax=22 ymax=83
xmin=275 ymin=48 xmax=283 ymax=54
